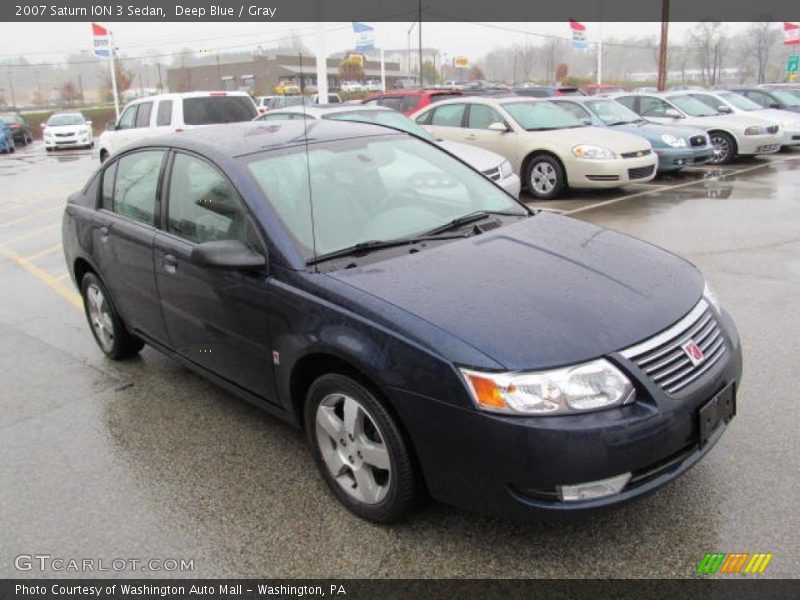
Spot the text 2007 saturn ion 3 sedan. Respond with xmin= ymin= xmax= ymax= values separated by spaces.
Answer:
xmin=62 ymin=120 xmax=742 ymax=523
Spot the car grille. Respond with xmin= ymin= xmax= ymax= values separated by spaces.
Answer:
xmin=690 ymin=135 xmax=707 ymax=147
xmin=793 ymin=135 xmax=800 ymax=141
xmin=481 ymin=166 xmax=502 ymax=181
xmin=621 ymin=149 xmax=652 ymax=159
xmin=620 ymin=300 xmax=727 ymax=396
xmin=628 ymin=165 xmax=655 ymax=180
xmin=55 ymin=133 xmax=75 ymax=137
xmin=586 ymin=174 xmax=619 ymax=181
xmin=767 ymin=125 xmax=779 ymax=134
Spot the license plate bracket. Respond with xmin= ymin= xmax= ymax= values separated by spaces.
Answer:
xmin=699 ymin=382 xmax=736 ymax=448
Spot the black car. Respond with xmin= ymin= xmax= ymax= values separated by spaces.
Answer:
xmin=723 ymin=86 xmax=800 ymax=113
xmin=62 ymin=120 xmax=742 ymax=523
xmin=0 ymin=112 xmax=34 ymax=145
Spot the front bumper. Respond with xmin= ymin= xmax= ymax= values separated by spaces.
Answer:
xmin=499 ymin=173 xmax=521 ymax=198
xmin=655 ymin=146 xmax=713 ymax=171
xmin=780 ymin=127 xmax=800 ymax=147
xmin=568 ymin=154 xmax=658 ymax=188
xmin=45 ymin=136 xmax=91 ymax=149
xmin=736 ymin=133 xmax=782 ymax=155
xmin=389 ymin=308 xmax=742 ymax=521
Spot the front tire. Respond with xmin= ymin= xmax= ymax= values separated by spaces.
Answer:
xmin=709 ymin=131 xmax=736 ymax=165
xmin=305 ymin=373 xmax=421 ymax=524
xmin=525 ymin=154 xmax=566 ymax=199
xmin=80 ymin=272 xmax=144 ymax=360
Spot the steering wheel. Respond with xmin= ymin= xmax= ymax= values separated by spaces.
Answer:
xmin=380 ymin=187 xmax=422 ymax=211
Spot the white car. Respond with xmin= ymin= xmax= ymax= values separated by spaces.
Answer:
xmin=364 ymin=80 xmax=383 ymax=92
xmin=42 ymin=112 xmax=93 ymax=151
xmin=686 ymin=90 xmax=800 ymax=149
xmin=340 ymin=81 xmax=365 ymax=93
xmin=412 ymin=96 xmax=657 ymax=199
xmin=611 ymin=91 xmax=782 ymax=164
xmin=254 ymin=104 xmax=521 ymax=197
xmin=97 ymin=91 xmax=258 ymax=162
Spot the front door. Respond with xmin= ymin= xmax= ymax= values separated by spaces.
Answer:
xmin=462 ymin=103 xmax=514 ymax=157
xmin=153 ymin=151 xmax=275 ymax=401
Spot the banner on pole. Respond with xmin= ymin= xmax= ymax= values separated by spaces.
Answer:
xmin=352 ymin=22 xmax=375 ymax=52
xmin=570 ymin=20 xmax=588 ymax=50
xmin=92 ymin=22 xmax=112 ymax=58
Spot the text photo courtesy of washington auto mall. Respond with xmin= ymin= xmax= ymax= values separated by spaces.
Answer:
xmin=1 ymin=0 xmax=800 ymax=598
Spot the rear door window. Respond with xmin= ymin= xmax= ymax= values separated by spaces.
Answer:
xmin=379 ymin=96 xmax=404 ymax=111
xmin=182 ymin=96 xmax=257 ymax=125
xmin=615 ymin=96 xmax=639 ymax=112
xmin=156 ymin=100 xmax=173 ymax=126
xmin=467 ymin=104 xmax=506 ymax=129
xmin=400 ymin=95 xmax=421 ymax=112
xmin=112 ymin=150 xmax=165 ymax=225
xmin=430 ymin=103 xmax=467 ymax=127
xmin=118 ymin=105 xmax=138 ymax=130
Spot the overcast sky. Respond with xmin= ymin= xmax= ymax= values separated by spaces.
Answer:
xmin=0 ymin=21 xmax=753 ymax=64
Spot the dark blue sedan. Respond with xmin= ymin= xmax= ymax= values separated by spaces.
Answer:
xmin=552 ymin=96 xmax=714 ymax=172
xmin=62 ymin=120 xmax=742 ymax=523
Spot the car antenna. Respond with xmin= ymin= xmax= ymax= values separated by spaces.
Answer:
xmin=298 ymin=50 xmax=320 ymax=271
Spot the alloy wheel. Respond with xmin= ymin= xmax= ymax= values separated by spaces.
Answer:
xmin=315 ymin=392 xmax=392 ymax=505
xmin=710 ymin=134 xmax=731 ymax=164
xmin=531 ymin=162 xmax=557 ymax=195
xmin=86 ymin=282 xmax=115 ymax=353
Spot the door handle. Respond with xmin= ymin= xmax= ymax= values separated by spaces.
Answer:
xmin=99 ymin=226 xmax=109 ymax=241
xmin=163 ymin=254 xmax=177 ymax=274
xmin=465 ymin=134 xmax=477 ymax=141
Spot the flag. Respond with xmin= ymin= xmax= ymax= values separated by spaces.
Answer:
xmin=352 ymin=22 xmax=375 ymax=52
xmin=570 ymin=20 xmax=588 ymax=50
xmin=92 ymin=22 xmax=112 ymax=58
xmin=784 ymin=22 xmax=800 ymax=46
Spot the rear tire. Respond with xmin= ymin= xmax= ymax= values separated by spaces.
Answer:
xmin=304 ymin=373 xmax=421 ymax=524
xmin=709 ymin=131 xmax=736 ymax=165
xmin=80 ymin=272 xmax=144 ymax=360
xmin=525 ymin=154 xmax=566 ymax=199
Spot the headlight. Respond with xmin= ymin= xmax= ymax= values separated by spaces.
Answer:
xmin=704 ymin=281 xmax=721 ymax=313
xmin=499 ymin=160 xmax=513 ymax=178
xmin=572 ymin=144 xmax=616 ymax=160
xmin=660 ymin=134 xmax=687 ymax=148
xmin=744 ymin=126 xmax=764 ymax=136
xmin=460 ymin=359 xmax=634 ymax=416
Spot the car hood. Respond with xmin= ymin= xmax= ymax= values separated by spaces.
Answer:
xmin=680 ymin=112 xmax=776 ymax=130
xmin=329 ymin=213 xmax=704 ymax=371
xmin=437 ymin=139 xmax=505 ymax=171
xmin=751 ymin=108 xmax=800 ymax=125
xmin=611 ymin=121 xmax=708 ymax=144
xmin=520 ymin=125 xmax=652 ymax=152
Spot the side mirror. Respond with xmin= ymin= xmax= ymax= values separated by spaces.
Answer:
xmin=770 ymin=102 xmax=781 ymax=109
xmin=487 ymin=121 xmax=509 ymax=132
xmin=106 ymin=121 xmax=117 ymax=131
xmin=86 ymin=120 xmax=93 ymax=125
xmin=717 ymin=105 xmax=732 ymax=114
xmin=191 ymin=240 xmax=266 ymax=271
xmin=664 ymin=108 xmax=683 ymax=118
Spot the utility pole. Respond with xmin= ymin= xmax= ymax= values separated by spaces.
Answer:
xmin=657 ymin=0 xmax=670 ymax=91
xmin=418 ymin=0 xmax=423 ymax=89
xmin=157 ymin=63 xmax=163 ymax=92
xmin=8 ymin=71 xmax=17 ymax=109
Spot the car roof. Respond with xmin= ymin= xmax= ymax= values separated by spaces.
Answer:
xmin=368 ymin=89 xmax=460 ymax=96
xmin=126 ymin=119 xmax=403 ymax=159
xmin=261 ymin=105 xmax=395 ymax=118
xmin=127 ymin=91 xmax=253 ymax=104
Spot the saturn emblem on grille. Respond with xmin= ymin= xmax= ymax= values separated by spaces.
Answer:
xmin=682 ymin=340 xmax=705 ymax=366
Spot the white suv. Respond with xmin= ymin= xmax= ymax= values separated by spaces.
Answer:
xmin=97 ymin=91 xmax=258 ymax=162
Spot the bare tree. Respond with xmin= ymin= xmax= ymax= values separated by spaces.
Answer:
xmin=743 ymin=22 xmax=781 ymax=84
xmin=689 ymin=22 xmax=727 ymax=85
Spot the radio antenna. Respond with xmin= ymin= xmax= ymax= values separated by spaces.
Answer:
xmin=298 ymin=50 xmax=319 ymax=269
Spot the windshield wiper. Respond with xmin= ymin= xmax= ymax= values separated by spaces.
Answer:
xmin=307 ymin=233 xmax=468 ymax=266
xmin=606 ymin=120 xmax=635 ymax=126
xmin=423 ymin=210 xmax=526 ymax=236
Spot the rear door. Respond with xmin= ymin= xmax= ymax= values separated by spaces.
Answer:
xmin=94 ymin=149 xmax=168 ymax=343
xmin=153 ymin=151 xmax=275 ymax=400
xmin=423 ymin=102 xmax=467 ymax=142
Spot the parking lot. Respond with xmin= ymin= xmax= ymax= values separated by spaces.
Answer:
xmin=1 ymin=141 xmax=799 ymax=578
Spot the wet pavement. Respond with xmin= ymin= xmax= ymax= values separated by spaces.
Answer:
xmin=1 ymin=142 xmax=799 ymax=578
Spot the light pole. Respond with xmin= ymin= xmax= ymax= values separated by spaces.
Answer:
xmin=407 ymin=22 xmax=417 ymax=80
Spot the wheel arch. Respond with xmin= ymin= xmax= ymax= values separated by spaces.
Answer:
xmin=521 ymin=149 xmax=569 ymax=188
xmin=707 ymin=129 xmax=739 ymax=155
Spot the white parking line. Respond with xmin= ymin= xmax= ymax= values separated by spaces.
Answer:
xmin=564 ymin=156 xmax=800 ymax=216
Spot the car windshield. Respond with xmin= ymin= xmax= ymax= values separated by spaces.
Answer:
xmin=770 ymin=90 xmax=800 ymax=107
xmin=669 ymin=95 xmax=721 ymax=117
xmin=182 ymin=96 xmax=257 ymax=125
xmin=585 ymin=100 xmax=640 ymax=125
xmin=47 ymin=114 xmax=85 ymax=126
xmin=716 ymin=92 xmax=761 ymax=111
xmin=502 ymin=101 xmax=586 ymax=130
xmin=323 ymin=110 xmax=435 ymax=141
xmin=243 ymin=134 xmax=524 ymax=260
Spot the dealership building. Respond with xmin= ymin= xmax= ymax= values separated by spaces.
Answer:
xmin=166 ymin=54 xmax=405 ymax=94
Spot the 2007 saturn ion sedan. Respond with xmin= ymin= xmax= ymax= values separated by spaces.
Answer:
xmin=63 ymin=120 xmax=742 ymax=523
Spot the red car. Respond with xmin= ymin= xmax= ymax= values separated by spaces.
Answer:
xmin=361 ymin=89 xmax=462 ymax=115
xmin=582 ymin=84 xmax=626 ymax=96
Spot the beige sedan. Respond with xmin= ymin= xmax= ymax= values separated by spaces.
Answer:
xmin=412 ymin=96 xmax=658 ymax=199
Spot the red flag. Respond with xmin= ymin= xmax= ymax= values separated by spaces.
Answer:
xmin=570 ymin=20 xmax=586 ymax=32
xmin=92 ymin=22 xmax=108 ymax=37
xmin=785 ymin=22 xmax=800 ymax=45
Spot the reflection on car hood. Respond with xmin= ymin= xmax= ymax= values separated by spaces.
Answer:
xmin=330 ymin=213 xmax=703 ymax=370
xmin=680 ymin=112 xmax=778 ymax=130
xmin=520 ymin=125 xmax=652 ymax=152
xmin=437 ymin=139 xmax=505 ymax=171
xmin=612 ymin=121 xmax=708 ymax=142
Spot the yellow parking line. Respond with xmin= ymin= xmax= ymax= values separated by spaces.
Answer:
xmin=24 ymin=242 xmax=63 ymax=261
xmin=564 ymin=158 xmax=800 ymax=217
xmin=0 ymin=222 xmax=61 ymax=245
xmin=54 ymin=272 xmax=70 ymax=281
xmin=0 ymin=243 xmax=82 ymax=310
xmin=0 ymin=196 xmax=57 ymax=214
xmin=0 ymin=205 xmax=62 ymax=228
